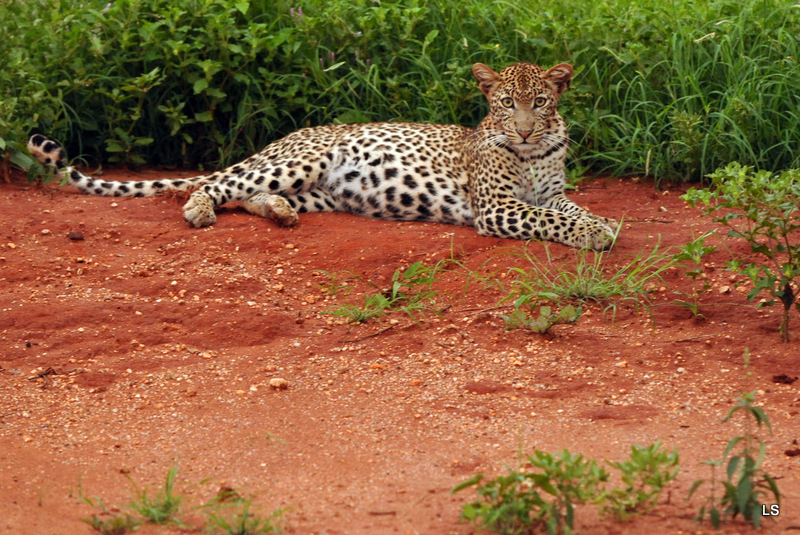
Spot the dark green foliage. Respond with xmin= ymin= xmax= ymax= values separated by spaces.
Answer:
xmin=3 ymin=0 xmax=800 ymax=181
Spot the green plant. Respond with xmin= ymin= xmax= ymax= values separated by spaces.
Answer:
xmin=602 ymin=441 xmax=679 ymax=521
xmin=323 ymin=260 xmax=442 ymax=323
xmin=126 ymin=464 xmax=183 ymax=524
xmin=500 ymin=304 xmax=582 ymax=334
xmin=454 ymin=449 xmax=608 ymax=535
xmin=672 ymin=232 xmax=717 ymax=319
xmin=501 ymin=240 xmax=674 ymax=321
xmin=317 ymin=269 xmax=356 ymax=298
xmin=203 ymin=493 xmax=284 ymax=534
xmin=80 ymin=495 xmax=141 ymax=535
xmin=683 ymin=163 xmax=800 ymax=341
xmin=688 ymin=357 xmax=781 ymax=530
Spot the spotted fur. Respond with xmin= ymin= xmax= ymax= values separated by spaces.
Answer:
xmin=28 ymin=62 xmax=618 ymax=249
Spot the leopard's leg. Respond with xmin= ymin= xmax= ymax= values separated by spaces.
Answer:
xmin=540 ymin=193 xmax=619 ymax=233
xmin=242 ymin=187 xmax=339 ymax=226
xmin=182 ymin=154 xmax=334 ymax=227
xmin=474 ymin=197 xmax=614 ymax=250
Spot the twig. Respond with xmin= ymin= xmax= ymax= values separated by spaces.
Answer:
xmin=671 ymin=335 xmax=714 ymax=343
xmin=342 ymin=324 xmax=396 ymax=343
xmin=625 ymin=218 xmax=674 ymax=224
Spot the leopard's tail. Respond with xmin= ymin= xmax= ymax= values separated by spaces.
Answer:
xmin=27 ymin=134 xmax=210 ymax=197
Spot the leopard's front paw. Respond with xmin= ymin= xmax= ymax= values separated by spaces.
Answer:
xmin=579 ymin=219 xmax=616 ymax=250
xmin=596 ymin=216 xmax=619 ymax=232
xmin=183 ymin=191 xmax=217 ymax=228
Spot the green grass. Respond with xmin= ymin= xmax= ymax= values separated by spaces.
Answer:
xmin=500 ymin=239 xmax=675 ymax=320
xmin=79 ymin=466 xmax=284 ymax=534
xmin=3 ymin=0 xmax=799 ymax=182
xmin=323 ymin=260 xmax=445 ymax=323
xmin=126 ymin=464 xmax=183 ymax=524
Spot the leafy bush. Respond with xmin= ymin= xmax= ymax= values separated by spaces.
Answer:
xmin=455 ymin=450 xmax=609 ymax=535
xmin=683 ymin=163 xmax=800 ymax=341
xmin=603 ymin=441 xmax=679 ymax=520
xmin=455 ymin=442 xmax=680 ymax=534
xmin=3 ymin=0 xmax=800 ymax=181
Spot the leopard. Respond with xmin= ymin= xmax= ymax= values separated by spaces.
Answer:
xmin=27 ymin=61 xmax=618 ymax=249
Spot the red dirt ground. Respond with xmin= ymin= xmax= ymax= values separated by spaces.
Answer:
xmin=0 ymin=169 xmax=798 ymax=535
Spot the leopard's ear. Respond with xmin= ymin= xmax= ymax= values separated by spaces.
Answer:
xmin=473 ymin=63 xmax=501 ymax=98
xmin=544 ymin=63 xmax=573 ymax=96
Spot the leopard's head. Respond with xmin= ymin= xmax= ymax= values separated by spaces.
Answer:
xmin=473 ymin=62 xmax=573 ymax=151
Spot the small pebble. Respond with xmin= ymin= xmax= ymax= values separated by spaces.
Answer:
xmin=269 ymin=378 xmax=289 ymax=390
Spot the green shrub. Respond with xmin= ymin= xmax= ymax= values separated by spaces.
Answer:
xmin=455 ymin=442 xmax=680 ymax=534
xmin=455 ymin=450 xmax=609 ymax=535
xmin=603 ymin=441 xmax=679 ymax=521
xmin=683 ymin=163 xmax=800 ymax=341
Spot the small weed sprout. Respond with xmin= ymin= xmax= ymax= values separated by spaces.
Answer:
xmin=77 ymin=468 xmax=285 ymax=533
xmin=688 ymin=351 xmax=781 ymax=530
xmin=683 ymin=163 xmax=800 ymax=341
xmin=80 ymin=495 xmax=141 ymax=535
xmin=202 ymin=491 xmax=284 ymax=535
xmin=316 ymin=269 xmax=356 ymax=298
xmin=602 ymin=441 xmax=679 ymax=521
xmin=672 ymin=232 xmax=717 ymax=319
xmin=323 ymin=260 xmax=445 ymax=323
xmin=126 ymin=464 xmax=183 ymax=524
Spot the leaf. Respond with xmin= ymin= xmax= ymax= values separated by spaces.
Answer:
xmin=194 ymin=111 xmax=213 ymax=122
xmin=323 ymin=61 xmax=346 ymax=72
xmin=735 ymin=476 xmax=753 ymax=514
xmin=452 ymin=474 xmax=483 ymax=494
xmin=710 ymin=506 xmax=720 ymax=529
xmin=687 ymin=479 xmax=704 ymax=499
xmin=193 ymin=79 xmax=209 ymax=95
xmin=234 ymin=0 xmax=249 ymax=15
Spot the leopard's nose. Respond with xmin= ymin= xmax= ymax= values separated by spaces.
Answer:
xmin=516 ymin=129 xmax=532 ymax=140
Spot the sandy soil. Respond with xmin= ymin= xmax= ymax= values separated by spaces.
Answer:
xmin=0 ymin=169 xmax=798 ymax=534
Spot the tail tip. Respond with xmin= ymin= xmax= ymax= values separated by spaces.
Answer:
xmin=27 ymin=134 xmax=66 ymax=168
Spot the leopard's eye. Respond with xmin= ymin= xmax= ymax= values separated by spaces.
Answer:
xmin=500 ymin=96 xmax=514 ymax=108
xmin=534 ymin=96 xmax=548 ymax=107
